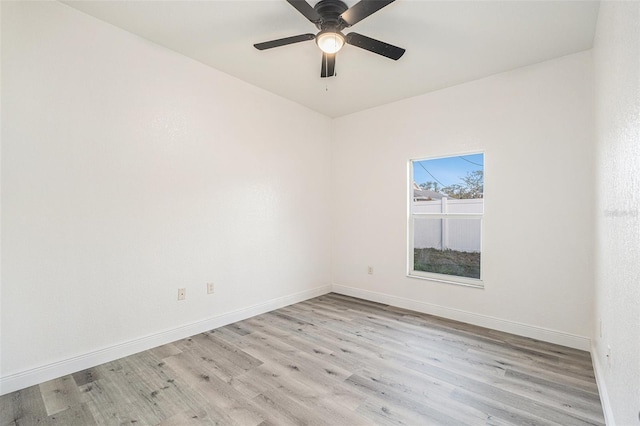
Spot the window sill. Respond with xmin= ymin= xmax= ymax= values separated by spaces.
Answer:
xmin=407 ymin=272 xmax=484 ymax=289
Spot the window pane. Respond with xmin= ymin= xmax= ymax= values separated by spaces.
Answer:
xmin=410 ymin=153 xmax=483 ymax=284
xmin=412 ymin=154 xmax=484 ymax=204
xmin=413 ymin=217 xmax=481 ymax=279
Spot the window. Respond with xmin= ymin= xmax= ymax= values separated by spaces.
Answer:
xmin=408 ymin=153 xmax=484 ymax=287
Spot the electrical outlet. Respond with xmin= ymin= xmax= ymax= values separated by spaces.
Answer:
xmin=178 ymin=288 xmax=186 ymax=301
xmin=367 ymin=266 xmax=373 ymax=275
xmin=207 ymin=282 xmax=214 ymax=294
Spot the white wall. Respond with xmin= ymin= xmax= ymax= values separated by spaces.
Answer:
xmin=1 ymin=1 xmax=332 ymax=393
xmin=332 ymin=51 xmax=595 ymax=348
xmin=592 ymin=2 xmax=640 ymax=424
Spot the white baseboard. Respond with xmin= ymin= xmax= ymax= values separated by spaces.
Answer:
xmin=331 ymin=284 xmax=591 ymax=351
xmin=591 ymin=344 xmax=615 ymax=425
xmin=1 ymin=283 xmax=593 ymax=396
xmin=0 ymin=285 xmax=331 ymax=396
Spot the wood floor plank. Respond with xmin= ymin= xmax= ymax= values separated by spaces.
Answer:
xmin=347 ymin=373 xmax=463 ymax=425
xmin=352 ymin=369 xmax=493 ymax=426
xmin=71 ymin=368 xmax=101 ymax=388
xmin=0 ymin=293 xmax=604 ymax=426
xmin=38 ymin=376 xmax=84 ymax=416
xmin=42 ymin=402 xmax=97 ymax=425
xmin=377 ymin=335 xmax=603 ymax=422
xmin=157 ymin=410 xmax=216 ymax=426
xmin=405 ymin=357 xmax=603 ymax=425
xmin=0 ymin=385 xmax=48 ymax=426
xmin=161 ymin=353 xmax=265 ymax=425
xmin=449 ymin=388 xmax=558 ymax=426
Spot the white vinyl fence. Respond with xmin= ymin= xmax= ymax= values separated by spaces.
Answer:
xmin=413 ymin=198 xmax=482 ymax=252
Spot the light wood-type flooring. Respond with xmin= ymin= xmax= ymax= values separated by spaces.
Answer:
xmin=1 ymin=293 xmax=605 ymax=425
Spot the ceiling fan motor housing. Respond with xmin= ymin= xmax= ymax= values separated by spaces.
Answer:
xmin=314 ymin=0 xmax=349 ymax=31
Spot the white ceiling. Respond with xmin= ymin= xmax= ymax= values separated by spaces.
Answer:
xmin=63 ymin=0 xmax=600 ymax=117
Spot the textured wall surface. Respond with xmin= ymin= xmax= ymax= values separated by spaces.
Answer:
xmin=1 ymin=1 xmax=331 ymax=384
xmin=332 ymin=52 xmax=595 ymax=344
xmin=593 ymin=1 xmax=640 ymax=424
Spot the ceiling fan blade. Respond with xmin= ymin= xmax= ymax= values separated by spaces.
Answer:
xmin=286 ymin=0 xmax=322 ymax=24
xmin=321 ymin=52 xmax=336 ymax=78
xmin=340 ymin=0 xmax=395 ymax=27
xmin=254 ymin=33 xmax=315 ymax=50
xmin=345 ymin=32 xmax=405 ymax=60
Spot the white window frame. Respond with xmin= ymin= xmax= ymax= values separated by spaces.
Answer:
xmin=407 ymin=153 xmax=484 ymax=288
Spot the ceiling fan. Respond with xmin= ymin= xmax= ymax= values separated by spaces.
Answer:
xmin=254 ymin=0 xmax=405 ymax=78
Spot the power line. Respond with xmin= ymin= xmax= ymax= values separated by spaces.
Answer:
xmin=458 ymin=156 xmax=483 ymax=167
xmin=416 ymin=161 xmax=447 ymax=188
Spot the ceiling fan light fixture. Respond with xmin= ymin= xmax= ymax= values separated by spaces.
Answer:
xmin=316 ymin=30 xmax=345 ymax=54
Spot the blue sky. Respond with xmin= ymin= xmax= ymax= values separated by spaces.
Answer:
xmin=413 ymin=153 xmax=484 ymax=187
